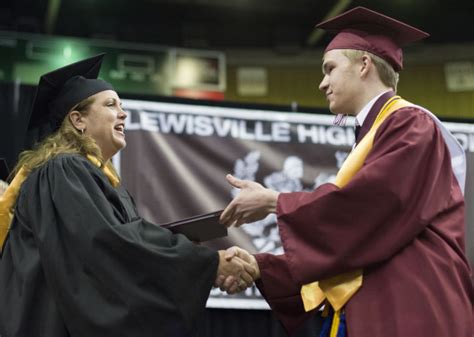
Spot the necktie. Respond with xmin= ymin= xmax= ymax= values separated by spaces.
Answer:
xmin=354 ymin=123 xmax=361 ymax=142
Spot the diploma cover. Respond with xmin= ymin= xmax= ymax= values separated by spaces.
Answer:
xmin=161 ymin=210 xmax=227 ymax=242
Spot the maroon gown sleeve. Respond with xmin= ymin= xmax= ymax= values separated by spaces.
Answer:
xmin=254 ymin=253 xmax=316 ymax=335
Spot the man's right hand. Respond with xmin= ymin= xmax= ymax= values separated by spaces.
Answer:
xmin=215 ymin=247 xmax=260 ymax=294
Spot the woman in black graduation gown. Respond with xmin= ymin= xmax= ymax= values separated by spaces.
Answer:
xmin=0 ymin=55 xmax=253 ymax=337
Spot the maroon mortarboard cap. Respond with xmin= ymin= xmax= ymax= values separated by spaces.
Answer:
xmin=0 ymin=159 xmax=9 ymax=181
xmin=26 ymin=54 xmax=114 ymax=148
xmin=315 ymin=7 xmax=429 ymax=71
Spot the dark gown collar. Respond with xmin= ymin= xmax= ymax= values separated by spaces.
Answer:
xmin=356 ymin=90 xmax=396 ymax=143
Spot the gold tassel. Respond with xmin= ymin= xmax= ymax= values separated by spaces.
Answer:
xmin=329 ymin=310 xmax=341 ymax=337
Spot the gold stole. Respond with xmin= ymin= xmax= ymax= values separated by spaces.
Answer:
xmin=0 ymin=167 xmax=29 ymax=250
xmin=0 ymin=155 xmax=119 ymax=252
xmin=300 ymin=96 xmax=413 ymax=313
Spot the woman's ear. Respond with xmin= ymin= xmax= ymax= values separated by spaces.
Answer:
xmin=68 ymin=111 xmax=86 ymax=131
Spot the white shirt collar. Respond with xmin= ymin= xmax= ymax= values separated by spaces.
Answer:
xmin=355 ymin=90 xmax=391 ymax=127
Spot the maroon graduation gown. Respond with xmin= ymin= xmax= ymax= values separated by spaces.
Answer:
xmin=255 ymin=95 xmax=474 ymax=337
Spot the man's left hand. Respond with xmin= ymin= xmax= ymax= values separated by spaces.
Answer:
xmin=219 ymin=174 xmax=279 ymax=227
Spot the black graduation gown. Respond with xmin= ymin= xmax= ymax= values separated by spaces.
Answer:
xmin=0 ymin=153 xmax=218 ymax=337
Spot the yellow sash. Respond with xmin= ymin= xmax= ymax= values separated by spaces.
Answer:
xmin=0 ymin=155 xmax=119 ymax=252
xmin=300 ymin=96 xmax=413 ymax=314
xmin=0 ymin=167 xmax=29 ymax=251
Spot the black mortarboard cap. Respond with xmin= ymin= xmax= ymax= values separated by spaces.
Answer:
xmin=26 ymin=54 xmax=114 ymax=147
xmin=0 ymin=159 xmax=9 ymax=181
xmin=316 ymin=7 xmax=429 ymax=71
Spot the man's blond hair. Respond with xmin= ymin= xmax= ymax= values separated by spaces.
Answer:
xmin=342 ymin=49 xmax=399 ymax=91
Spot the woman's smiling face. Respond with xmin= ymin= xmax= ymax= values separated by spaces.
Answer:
xmin=80 ymin=90 xmax=128 ymax=161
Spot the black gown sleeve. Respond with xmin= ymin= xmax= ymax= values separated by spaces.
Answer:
xmin=21 ymin=154 xmax=218 ymax=337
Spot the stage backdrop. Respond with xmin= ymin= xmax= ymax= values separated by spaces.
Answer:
xmin=116 ymin=98 xmax=474 ymax=310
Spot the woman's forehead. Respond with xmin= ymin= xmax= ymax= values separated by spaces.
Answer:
xmin=91 ymin=90 xmax=119 ymax=101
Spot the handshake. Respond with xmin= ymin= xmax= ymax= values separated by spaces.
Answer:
xmin=215 ymin=246 xmax=260 ymax=294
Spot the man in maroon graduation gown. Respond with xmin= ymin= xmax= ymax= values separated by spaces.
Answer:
xmin=219 ymin=7 xmax=474 ymax=337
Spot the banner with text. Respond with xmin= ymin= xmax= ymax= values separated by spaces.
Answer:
xmin=117 ymin=99 xmax=474 ymax=309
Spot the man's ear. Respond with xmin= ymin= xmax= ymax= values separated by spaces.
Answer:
xmin=68 ymin=111 xmax=86 ymax=131
xmin=360 ymin=54 xmax=372 ymax=78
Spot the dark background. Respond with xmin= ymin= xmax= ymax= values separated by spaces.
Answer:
xmin=1 ymin=0 xmax=473 ymax=50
